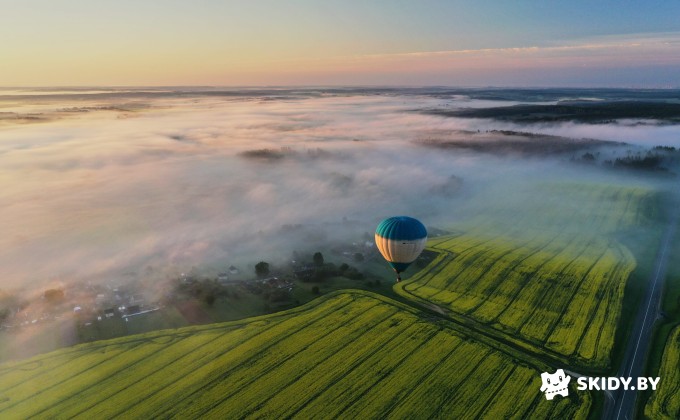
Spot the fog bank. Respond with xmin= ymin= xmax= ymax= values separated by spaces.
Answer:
xmin=0 ymin=90 xmax=673 ymax=290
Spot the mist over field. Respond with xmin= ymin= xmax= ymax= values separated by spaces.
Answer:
xmin=1 ymin=88 xmax=677 ymax=291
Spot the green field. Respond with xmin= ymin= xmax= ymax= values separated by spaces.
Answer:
xmin=400 ymin=184 xmax=658 ymax=369
xmin=641 ymin=207 xmax=680 ymax=418
xmin=645 ymin=325 xmax=680 ymax=419
xmin=0 ymin=182 xmax=661 ymax=418
xmin=0 ymin=291 xmax=590 ymax=419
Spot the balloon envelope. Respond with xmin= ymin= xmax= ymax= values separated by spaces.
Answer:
xmin=375 ymin=216 xmax=427 ymax=273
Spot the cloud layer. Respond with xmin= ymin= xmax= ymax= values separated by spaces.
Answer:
xmin=0 ymin=91 xmax=675 ymax=290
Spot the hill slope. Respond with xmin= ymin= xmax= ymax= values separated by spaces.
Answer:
xmin=0 ymin=291 xmax=590 ymax=419
xmin=399 ymin=183 xmax=659 ymax=370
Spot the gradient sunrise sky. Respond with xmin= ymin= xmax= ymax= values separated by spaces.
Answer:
xmin=3 ymin=0 xmax=680 ymax=87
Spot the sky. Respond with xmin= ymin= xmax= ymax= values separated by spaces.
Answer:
xmin=2 ymin=0 xmax=680 ymax=86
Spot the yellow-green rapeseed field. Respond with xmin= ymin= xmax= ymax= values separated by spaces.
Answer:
xmin=645 ymin=325 xmax=680 ymax=419
xmin=0 ymin=292 xmax=591 ymax=419
xmin=402 ymin=184 xmax=658 ymax=369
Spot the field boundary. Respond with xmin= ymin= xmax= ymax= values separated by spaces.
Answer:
xmin=395 ymin=250 xmax=618 ymax=374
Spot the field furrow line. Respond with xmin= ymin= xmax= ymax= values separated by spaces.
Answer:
xmin=379 ymin=337 xmax=469 ymax=419
xmin=437 ymin=230 xmax=550 ymax=301
xmin=332 ymin=327 xmax=443 ymax=419
xmin=540 ymin=241 xmax=614 ymax=343
xmin=466 ymin=365 xmax=517 ymax=419
xmin=0 ymin=340 xmax=169 ymax=417
xmin=124 ymin=296 xmax=357 ymax=418
xmin=59 ymin=328 xmax=237 ymax=419
xmin=515 ymin=237 xmax=604 ymax=341
xmin=285 ymin=321 xmax=437 ymax=418
xmin=152 ymin=298 xmax=374 ymax=418
xmin=462 ymin=224 xmax=575 ymax=315
xmin=572 ymin=244 xmax=633 ymax=360
xmin=201 ymin=305 xmax=400 ymax=417
xmin=259 ymin=315 xmax=419 ymax=419
xmin=425 ymin=349 xmax=493 ymax=419
xmin=487 ymin=229 xmax=590 ymax=326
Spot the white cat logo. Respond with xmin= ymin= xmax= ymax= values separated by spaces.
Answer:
xmin=540 ymin=369 xmax=571 ymax=400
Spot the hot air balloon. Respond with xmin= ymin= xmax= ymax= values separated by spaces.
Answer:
xmin=375 ymin=216 xmax=427 ymax=282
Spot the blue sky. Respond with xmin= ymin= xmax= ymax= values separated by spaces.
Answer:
xmin=2 ymin=0 xmax=680 ymax=86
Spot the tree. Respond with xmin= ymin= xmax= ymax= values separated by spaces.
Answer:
xmin=311 ymin=286 xmax=320 ymax=295
xmin=346 ymin=268 xmax=364 ymax=280
xmin=581 ymin=152 xmax=596 ymax=161
xmin=255 ymin=261 xmax=270 ymax=278
xmin=204 ymin=294 xmax=216 ymax=306
xmin=44 ymin=289 xmax=65 ymax=304
xmin=313 ymin=252 xmax=324 ymax=267
xmin=269 ymin=290 xmax=290 ymax=303
xmin=312 ymin=269 xmax=326 ymax=282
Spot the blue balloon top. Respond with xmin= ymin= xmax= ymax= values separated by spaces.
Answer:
xmin=375 ymin=216 xmax=427 ymax=240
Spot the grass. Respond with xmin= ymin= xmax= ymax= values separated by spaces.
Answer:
xmin=77 ymin=306 xmax=189 ymax=343
xmin=69 ymin=265 xmax=394 ymax=349
xmin=399 ymin=183 xmax=660 ymax=370
xmin=0 ymin=291 xmax=592 ymax=419
xmin=0 ymin=317 xmax=78 ymax=362
xmin=0 ymin=181 xmax=664 ymax=418
xmin=639 ymin=204 xmax=680 ymax=418
xmin=644 ymin=325 xmax=680 ymax=419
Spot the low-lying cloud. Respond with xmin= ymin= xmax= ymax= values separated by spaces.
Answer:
xmin=0 ymin=90 xmax=674 ymax=290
